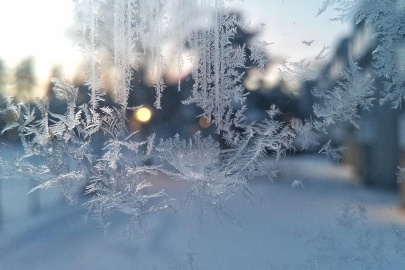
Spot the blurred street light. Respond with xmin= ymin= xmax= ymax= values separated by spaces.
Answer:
xmin=135 ymin=107 xmax=152 ymax=123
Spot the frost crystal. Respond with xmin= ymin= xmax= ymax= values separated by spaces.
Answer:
xmin=312 ymin=59 xmax=375 ymax=129
xmin=302 ymin=39 xmax=315 ymax=46
xmin=318 ymin=140 xmax=346 ymax=163
xmin=182 ymin=0 xmax=248 ymax=132
xmin=157 ymin=106 xmax=296 ymax=206
xmin=397 ymin=167 xmax=405 ymax=183
xmin=318 ymin=0 xmax=405 ymax=108
xmin=291 ymin=180 xmax=304 ymax=188
xmin=314 ymin=44 xmax=331 ymax=61
xmin=278 ymin=58 xmax=317 ymax=82
xmin=1 ymin=0 xmax=289 ymax=227
xmin=0 ymin=0 xmax=404 ymax=233
xmin=249 ymin=39 xmax=271 ymax=73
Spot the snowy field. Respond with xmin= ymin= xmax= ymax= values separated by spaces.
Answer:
xmin=1 ymin=155 xmax=405 ymax=270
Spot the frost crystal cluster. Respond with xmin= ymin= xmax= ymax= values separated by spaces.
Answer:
xmin=0 ymin=0 xmax=405 ymax=229
xmin=0 ymin=0 xmax=286 ymax=227
xmin=318 ymin=0 xmax=405 ymax=108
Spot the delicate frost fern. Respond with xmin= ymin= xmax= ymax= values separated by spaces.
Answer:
xmin=182 ymin=0 xmax=247 ymax=132
xmin=0 ymin=0 xmax=320 ymax=230
xmin=290 ymin=118 xmax=319 ymax=151
xmin=318 ymin=140 xmax=346 ymax=163
xmin=318 ymin=0 xmax=405 ymax=108
xmin=249 ymin=39 xmax=271 ymax=73
xmin=86 ymin=133 xmax=169 ymax=229
xmin=278 ymin=58 xmax=317 ymax=82
xmin=315 ymin=44 xmax=331 ymax=61
xmin=302 ymin=39 xmax=315 ymax=46
xmin=0 ymin=78 xmax=166 ymax=227
xmin=157 ymin=105 xmax=296 ymax=207
xmin=397 ymin=167 xmax=405 ymax=184
xmin=312 ymin=59 xmax=375 ymax=129
xmin=1 ymin=0 xmax=403 ymax=234
xmin=76 ymin=0 xmax=106 ymax=111
xmin=113 ymin=0 xmax=135 ymax=109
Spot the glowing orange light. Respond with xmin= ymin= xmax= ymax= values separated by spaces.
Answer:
xmin=199 ymin=116 xmax=211 ymax=128
xmin=135 ymin=107 xmax=152 ymax=123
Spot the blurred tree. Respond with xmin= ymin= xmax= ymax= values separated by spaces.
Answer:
xmin=0 ymin=59 xmax=5 ymax=93
xmin=0 ymin=59 xmax=3 ymax=229
xmin=14 ymin=57 xmax=36 ymax=99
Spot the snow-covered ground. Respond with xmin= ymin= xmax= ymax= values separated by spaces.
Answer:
xmin=1 ymin=155 xmax=405 ymax=269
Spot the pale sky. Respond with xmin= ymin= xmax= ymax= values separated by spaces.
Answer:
xmin=0 ymin=0 xmax=352 ymax=97
xmin=229 ymin=0 xmax=353 ymax=89
xmin=0 ymin=0 xmax=82 ymax=97
xmin=230 ymin=0 xmax=352 ymax=60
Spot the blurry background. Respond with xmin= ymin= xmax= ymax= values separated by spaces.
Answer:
xmin=1 ymin=0 xmax=405 ymax=269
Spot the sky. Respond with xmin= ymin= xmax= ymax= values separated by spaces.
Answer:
xmin=0 ymin=0 xmax=81 ymax=97
xmin=0 ymin=0 xmax=352 ymax=97
xmin=231 ymin=0 xmax=352 ymax=60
